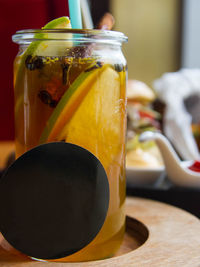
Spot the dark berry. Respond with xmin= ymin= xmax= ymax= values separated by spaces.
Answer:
xmin=38 ymin=90 xmax=52 ymax=105
xmin=34 ymin=56 xmax=44 ymax=69
xmin=25 ymin=55 xmax=35 ymax=70
xmin=25 ymin=55 xmax=44 ymax=71
xmin=114 ymin=64 xmax=124 ymax=72
xmin=97 ymin=61 xmax=102 ymax=67
xmin=38 ymin=90 xmax=58 ymax=108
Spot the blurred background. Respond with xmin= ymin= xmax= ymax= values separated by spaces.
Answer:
xmin=1 ymin=0 xmax=200 ymax=218
xmin=0 ymin=0 xmax=200 ymax=140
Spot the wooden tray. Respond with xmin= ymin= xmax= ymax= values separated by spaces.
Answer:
xmin=1 ymin=197 xmax=200 ymax=266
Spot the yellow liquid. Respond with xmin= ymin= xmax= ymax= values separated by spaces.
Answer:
xmin=14 ymin=54 xmax=127 ymax=261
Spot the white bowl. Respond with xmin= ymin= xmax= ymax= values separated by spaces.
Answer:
xmin=126 ymin=165 xmax=165 ymax=186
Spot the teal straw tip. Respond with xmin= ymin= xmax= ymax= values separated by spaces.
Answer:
xmin=68 ymin=0 xmax=83 ymax=29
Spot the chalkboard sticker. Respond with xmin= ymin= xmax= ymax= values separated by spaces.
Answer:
xmin=0 ymin=142 xmax=109 ymax=260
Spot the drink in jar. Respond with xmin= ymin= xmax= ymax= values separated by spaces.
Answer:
xmin=12 ymin=20 xmax=127 ymax=261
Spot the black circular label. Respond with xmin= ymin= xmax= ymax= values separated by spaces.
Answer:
xmin=0 ymin=142 xmax=109 ymax=260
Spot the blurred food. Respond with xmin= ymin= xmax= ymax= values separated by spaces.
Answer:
xmin=126 ymin=136 xmax=163 ymax=168
xmin=126 ymin=80 xmax=163 ymax=168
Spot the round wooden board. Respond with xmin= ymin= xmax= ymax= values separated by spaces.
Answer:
xmin=1 ymin=197 xmax=200 ymax=266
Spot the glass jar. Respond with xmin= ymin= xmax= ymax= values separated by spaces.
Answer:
xmin=12 ymin=29 xmax=128 ymax=262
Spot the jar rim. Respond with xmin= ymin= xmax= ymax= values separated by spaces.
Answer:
xmin=12 ymin=29 xmax=128 ymax=45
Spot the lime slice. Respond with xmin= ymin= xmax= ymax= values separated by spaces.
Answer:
xmin=39 ymin=64 xmax=108 ymax=144
xmin=42 ymin=16 xmax=71 ymax=30
xmin=33 ymin=17 xmax=72 ymax=56
xmin=25 ymin=16 xmax=71 ymax=56
xmin=15 ymin=17 xmax=71 ymax=91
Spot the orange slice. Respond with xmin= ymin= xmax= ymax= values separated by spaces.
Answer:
xmin=57 ymin=66 xmax=122 ymax=169
xmin=39 ymin=65 xmax=108 ymax=143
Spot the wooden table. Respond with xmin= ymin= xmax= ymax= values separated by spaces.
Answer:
xmin=0 ymin=197 xmax=200 ymax=266
xmin=1 ymin=142 xmax=200 ymax=265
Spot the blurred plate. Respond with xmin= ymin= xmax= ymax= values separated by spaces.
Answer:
xmin=126 ymin=165 xmax=165 ymax=186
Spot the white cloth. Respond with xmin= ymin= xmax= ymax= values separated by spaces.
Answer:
xmin=153 ymin=69 xmax=200 ymax=160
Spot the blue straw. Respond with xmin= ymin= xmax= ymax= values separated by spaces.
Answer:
xmin=68 ymin=0 xmax=83 ymax=29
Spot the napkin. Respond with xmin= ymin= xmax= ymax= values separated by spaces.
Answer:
xmin=153 ymin=69 xmax=200 ymax=160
